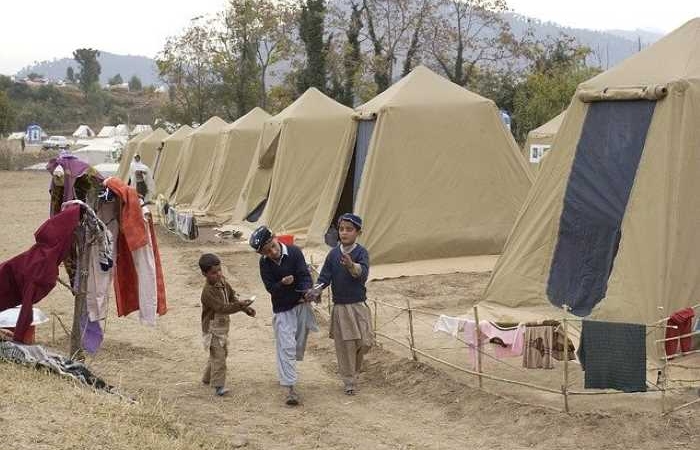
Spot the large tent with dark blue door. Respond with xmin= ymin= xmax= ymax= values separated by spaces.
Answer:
xmin=306 ymin=65 xmax=533 ymax=267
xmin=481 ymin=18 xmax=700 ymax=358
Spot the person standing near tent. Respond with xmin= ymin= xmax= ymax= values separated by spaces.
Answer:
xmin=129 ymin=154 xmax=155 ymax=201
xmin=306 ymin=213 xmax=373 ymax=395
xmin=199 ymin=253 xmax=256 ymax=396
xmin=249 ymin=225 xmax=318 ymax=406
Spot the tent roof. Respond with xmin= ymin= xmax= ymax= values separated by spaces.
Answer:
xmin=271 ymin=88 xmax=353 ymax=122
xmin=191 ymin=116 xmax=227 ymax=135
xmin=163 ymin=124 xmax=193 ymax=142
xmin=223 ymin=107 xmax=271 ymax=132
xmin=357 ymin=65 xmax=491 ymax=114
xmin=137 ymin=128 xmax=169 ymax=147
xmin=528 ymin=111 xmax=566 ymax=139
xmin=581 ymin=17 xmax=700 ymax=89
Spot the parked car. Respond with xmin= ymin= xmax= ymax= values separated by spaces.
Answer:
xmin=42 ymin=136 xmax=70 ymax=150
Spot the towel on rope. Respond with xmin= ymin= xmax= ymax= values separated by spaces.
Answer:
xmin=577 ymin=320 xmax=647 ymax=392
xmin=665 ymin=307 xmax=695 ymax=356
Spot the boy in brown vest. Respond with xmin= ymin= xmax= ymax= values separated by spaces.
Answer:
xmin=199 ymin=253 xmax=256 ymax=396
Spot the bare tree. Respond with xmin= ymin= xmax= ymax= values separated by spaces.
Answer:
xmin=428 ymin=0 xmax=522 ymax=87
xmin=361 ymin=0 xmax=434 ymax=93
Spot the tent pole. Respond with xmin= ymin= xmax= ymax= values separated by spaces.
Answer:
xmin=473 ymin=305 xmax=483 ymax=389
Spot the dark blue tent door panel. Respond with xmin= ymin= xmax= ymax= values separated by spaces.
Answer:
xmin=547 ymin=100 xmax=656 ymax=316
xmin=353 ymin=119 xmax=375 ymax=201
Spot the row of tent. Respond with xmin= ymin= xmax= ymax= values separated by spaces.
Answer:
xmin=118 ymin=65 xmax=534 ymax=268
xmin=71 ymin=124 xmax=153 ymax=139
xmin=117 ymin=18 xmax=700 ymax=358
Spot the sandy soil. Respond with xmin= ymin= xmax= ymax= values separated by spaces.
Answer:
xmin=0 ymin=171 xmax=698 ymax=449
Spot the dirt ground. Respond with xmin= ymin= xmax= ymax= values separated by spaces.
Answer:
xmin=0 ymin=171 xmax=698 ymax=449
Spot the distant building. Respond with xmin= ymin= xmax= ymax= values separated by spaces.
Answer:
xmin=25 ymin=123 xmax=44 ymax=144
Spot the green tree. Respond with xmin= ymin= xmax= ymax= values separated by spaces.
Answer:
xmin=73 ymin=48 xmax=102 ymax=97
xmin=27 ymin=72 xmax=44 ymax=81
xmin=297 ymin=0 xmax=328 ymax=93
xmin=512 ymin=35 xmax=601 ymax=143
xmin=218 ymin=0 xmax=263 ymax=118
xmin=339 ymin=2 xmax=363 ymax=106
xmin=157 ymin=19 xmax=220 ymax=125
xmin=108 ymin=73 xmax=124 ymax=85
xmin=66 ymin=66 xmax=75 ymax=83
xmin=0 ymin=91 xmax=15 ymax=135
xmin=128 ymin=75 xmax=143 ymax=91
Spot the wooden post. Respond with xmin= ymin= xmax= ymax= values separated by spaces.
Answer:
xmin=407 ymin=299 xmax=418 ymax=361
xmin=473 ymin=305 xmax=483 ymax=388
xmin=373 ymin=300 xmax=378 ymax=333
xmin=658 ymin=306 xmax=667 ymax=414
xmin=562 ymin=316 xmax=570 ymax=413
xmin=69 ymin=223 xmax=88 ymax=361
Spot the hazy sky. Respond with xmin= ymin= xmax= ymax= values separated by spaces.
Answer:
xmin=1 ymin=0 xmax=698 ymax=75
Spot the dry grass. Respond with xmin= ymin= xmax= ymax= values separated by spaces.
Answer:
xmin=0 ymin=363 xmax=242 ymax=449
xmin=0 ymin=142 xmax=58 ymax=171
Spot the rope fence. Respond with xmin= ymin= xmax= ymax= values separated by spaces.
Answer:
xmin=366 ymin=298 xmax=700 ymax=415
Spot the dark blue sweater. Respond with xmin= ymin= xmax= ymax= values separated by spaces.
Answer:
xmin=317 ymin=244 xmax=369 ymax=304
xmin=259 ymin=244 xmax=313 ymax=313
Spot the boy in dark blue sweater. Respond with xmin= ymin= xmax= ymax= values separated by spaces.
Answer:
xmin=308 ymin=213 xmax=373 ymax=395
xmin=250 ymin=225 xmax=317 ymax=406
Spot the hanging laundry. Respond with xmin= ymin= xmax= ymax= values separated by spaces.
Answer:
xmin=433 ymin=315 xmax=468 ymax=337
xmin=523 ymin=326 xmax=554 ymax=369
xmin=0 ymin=206 xmax=81 ymax=343
xmin=47 ymin=154 xmax=104 ymax=216
xmin=104 ymin=177 xmax=165 ymax=325
xmin=478 ymin=322 xmax=526 ymax=359
xmin=62 ymin=200 xmax=115 ymax=322
xmin=665 ymin=307 xmax=695 ymax=356
xmin=577 ymin=320 xmax=647 ymax=392
xmin=147 ymin=213 xmax=167 ymax=316
xmin=552 ymin=325 xmax=576 ymax=361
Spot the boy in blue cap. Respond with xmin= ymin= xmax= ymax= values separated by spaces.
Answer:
xmin=307 ymin=213 xmax=373 ymax=395
xmin=250 ymin=225 xmax=318 ymax=406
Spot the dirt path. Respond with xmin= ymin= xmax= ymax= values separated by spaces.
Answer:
xmin=0 ymin=171 xmax=698 ymax=449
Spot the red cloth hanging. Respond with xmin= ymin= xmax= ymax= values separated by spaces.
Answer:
xmin=0 ymin=206 xmax=80 ymax=342
xmin=665 ymin=307 xmax=695 ymax=356
xmin=104 ymin=177 xmax=147 ymax=317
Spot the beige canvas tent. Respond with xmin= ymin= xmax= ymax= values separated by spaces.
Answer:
xmin=117 ymin=130 xmax=152 ymax=180
xmin=482 ymin=19 xmax=700 ymax=358
xmin=522 ymin=111 xmax=565 ymax=171
xmin=168 ymin=116 xmax=227 ymax=205
xmin=136 ymin=128 xmax=170 ymax=170
xmin=233 ymin=89 xmax=355 ymax=234
xmin=187 ymin=107 xmax=271 ymax=219
xmin=153 ymin=125 xmax=193 ymax=196
xmin=306 ymin=65 xmax=533 ymax=266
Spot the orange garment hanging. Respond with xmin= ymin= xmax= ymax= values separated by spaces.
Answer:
xmin=104 ymin=177 xmax=146 ymax=318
